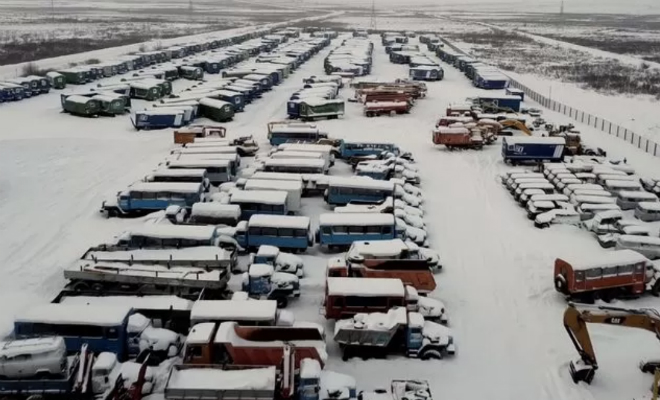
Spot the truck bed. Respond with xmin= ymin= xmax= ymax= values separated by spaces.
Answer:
xmin=0 ymin=356 xmax=79 ymax=396
xmin=82 ymin=246 xmax=233 ymax=270
xmin=164 ymin=365 xmax=276 ymax=400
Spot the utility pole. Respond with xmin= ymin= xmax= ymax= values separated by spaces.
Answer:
xmin=51 ymin=0 xmax=55 ymax=20
xmin=560 ymin=0 xmax=564 ymax=16
xmin=188 ymin=0 xmax=193 ymax=15
xmin=369 ymin=0 xmax=377 ymax=32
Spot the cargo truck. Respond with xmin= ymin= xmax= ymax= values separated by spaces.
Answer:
xmin=501 ymin=136 xmax=566 ymax=164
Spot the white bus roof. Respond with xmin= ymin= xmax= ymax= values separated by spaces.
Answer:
xmin=177 ymin=147 xmax=238 ymax=155
xmin=250 ymin=172 xmax=303 ymax=182
xmin=264 ymin=158 xmax=326 ymax=168
xmin=349 ymin=239 xmax=408 ymax=258
xmin=329 ymin=177 xmax=394 ymax=191
xmin=248 ymin=214 xmax=310 ymax=229
xmin=604 ymin=180 xmax=642 ymax=188
xmin=319 ymin=213 xmax=394 ymax=226
xmin=191 ymin=300 xmax=278 ymax=322
xmin=271 ymin=151 xmax=324 ymax=159
xmin=191 ymin=203 xmax=241 ymax=219
xmin=150 ymin=168 xmax=207 ymax=178
xmin=198 ymin=98 xmax=232 ymax=108
xmin=168 ymin=159 xmax=231 ymax=168
xmin=326 ymin=277 xmax=404 ymax=297
xmin=230 ymin=190 xmax=288 ymax=204
xmin=617 ymin=191 xmax=658 ymax=199
xmin=618 ymin=235 xmax=660 ymax=245
xmin=504 ymin=137 xmax=565 ymax=145
xmin=125 ymin=224 xmax=217 ymax=240
xmin=529 ymin=194 xmax=569 ymax=202
xmin=277 ymin=144 xmax=333 ymax=153
xmin=127 ymin=182 xmax=202 ymax=193
xmin=245 ymin=179 xmax=303 ymax=191
xmin=16 ymin=304 xmax=132 ymax=326
xmin=59 ymin=295 xmax=193 ymax=312
xmin=564 ymin=250 xmax=650 ymax=271
xmin=638 ymin=202 xmax=660 ymax=211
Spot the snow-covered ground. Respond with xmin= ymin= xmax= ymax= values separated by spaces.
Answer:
xmin=3 ymin=27 xmax=660 ymax=400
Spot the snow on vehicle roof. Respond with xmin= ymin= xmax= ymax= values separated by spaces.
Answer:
xmin=531 ymin=201 xmax=556 ymax=209
xmin=178 ymin=146 xmax=238 ymax=155
xmin=411 ymin=65 xmax=441 ymax=71
xmin=16 ymin=304 xmax=132 ymax=326
xmin=0 ymin=337 xmax=65 ymax=358
xmin=168 ymin=159 xmax=231 ymax=168
xmin=530 ymin=194 xmax=570 ymax=203
xmin=319 ymin=213 xmax=394 ymax=226
xmin=186 ymin=322 xmax=217 ymax=344
xmin=230 ymin=190 xmax=288 ymax=205
xmin=257 ymin=245 xmax=279 ymax=257
xmin=127 ymin=182 xmax=202 ymax=193
xmin=65 ymin=95 xmax=95 ymax=104
xmin=562 ymin=250 xmax=651 ymax=271
xmin=271 ymin=151 xmax=324 ymax=160
xmin=137 ymin=108 xmax=185 ymax=116
xmin=326 ymin=277 xmax=404 ymax=297
xmin=365 ymin=101 xmax=408 ymax=108
xmin=301 ymin=98 xmax=344 ymax=107
xmin=277 ymin=144 xmax=333 ymax=153
xmin=516 ymin=182 xmax=554 ymax=189
xmin=46 ymin=71 xmax=63 ymax=78
xmin=248 ymin=214 xmax=310 ymax=229
xmin=85 ymin=246 xmax=231 ymax=263
xmin=617 ymin=191 xmax=658 ymax=199
xmin=191 ymin=203 xmax=241 ymax=219
xmin=578 ymin=203 xmax=620 ymax=211
xmin=150 ymin=168 xmax=207 ymax=178
xmin=245 ymin=179 xmax=304 ymax=192
xmin=168 ymin=366 xmax=277 ymax=391
xmin=434 ymin=127 xmax=470 ymax=135
xmin=69 ymin=260 xmax=223 ymax=281
xmin=335 ymin=307 xmax=407 ymax=334
xmin=92 ymin=94 xmax=121 ymax=102
xmin=264 ymin=158 xmax=326 ymax=168
xmin=127 ymin=224 xmax=217 ymax=240
xmin=503 ymin=137 xmax=566 ymax=145
xmin=191 ymin=300 xmax=277 ymax=322
xmin=604 ymin=180 xmax=642 ymax=188
xmin=618 ymin=235 xmax=660 ymax=245
xmin=93 ymin=352 xmax=117 ymax=370
xmin=638 ymin=202 xmax=660 ymax=211
xmin=249 ymin=263 xmax=275 ymax=277
xmin=349 ymin=239 xmax=408 ymax=258
xmin=300 ymin=358 xmax=322 ymax=380
xmin=198 ymin=97 xmax=232 ymax=108
xmin=251 ymin=172 xmax=304 ymax=182
xmin=329 ymin=177 xmax=394 ymax=191
xmin=60 ymin=295 xmax=193 ymax=311
xmin=130 ymin=82 xmax=158 ymax=90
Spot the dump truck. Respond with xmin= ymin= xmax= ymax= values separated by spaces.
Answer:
xmin=333 ymin=307 xmax=455 ymax=361
xmin=432 ymin=126 xmax=484 ymax=150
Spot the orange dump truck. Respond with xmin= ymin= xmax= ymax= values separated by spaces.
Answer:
xmin=432 ymin=127 xmax=484 ymax=149
xmin=183 ymin=322 xmax=327 ymax=369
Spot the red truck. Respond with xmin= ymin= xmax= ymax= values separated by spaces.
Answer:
xmin=182 ymin=322 xmax=326 ymax=369
xmin=432 ymin=127 xmax=484 ymax=149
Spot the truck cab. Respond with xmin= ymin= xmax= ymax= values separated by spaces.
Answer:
xmin=127 ymin=313 xmax=182 ymax=364
xmin=241 ymin=264 xmax=300 ymax=308
xmin=250 ymin=245 xmax=305 ymax=277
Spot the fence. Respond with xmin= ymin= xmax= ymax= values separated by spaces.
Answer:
xmin=440 ymin=38 xmax=660 ymax=159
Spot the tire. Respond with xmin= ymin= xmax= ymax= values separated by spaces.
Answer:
xmin=554 ymin=276 xmax=567 ymax=295
xmin=421 ymin=349 xmax=443 ymax=360
xmin=92 ymin=283 xmax=104 ymax=292
xmin=72 ymin=281 xmax=90 ymax=292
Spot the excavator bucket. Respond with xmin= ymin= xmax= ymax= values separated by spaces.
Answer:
xmin=569 ymin=359 xmax=596 ymax=384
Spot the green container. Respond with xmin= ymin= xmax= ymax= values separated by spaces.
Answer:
xmin=62 ymin=95 xmax=100 ymax=116
xmin=93 ymin=94 xmax=126 ymax=115
xmin=58 ymin=69 xmax=86 ymax=85
xmin=198 ymin=98 xmax=235 ymax=122
xmin=130 ymin=82 xmax=162 ymax=100
xmin=300 ymin=99 xmax=345 ymax=121
xmin=46 ymin=72 xmax=67 ymax=89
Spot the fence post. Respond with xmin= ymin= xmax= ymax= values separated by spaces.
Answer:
xmin=624 ymin=129 xmax=628 ymax=140
xmin=608 ymin=123 xmax=611 ymax=134
xmin=638 ymin=135 xmax=641 ymax=146
xmin=588 ymin=115 xmax=591 ymax=125
xmin=655 ymin=143 xmax=658 ymax=156
xmin=601 ymin=120 xmax=605 ymax=130
xmin=594 ymin=117 xmax=598 ymax=128
xmin=646 ymin=140 xmax=650 ymax=152
xmin=616 ymin=126 xmax=620 ymax=137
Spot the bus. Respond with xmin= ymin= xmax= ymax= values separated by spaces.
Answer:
xmin=236 ymin=214 xmax=312 ymax=252
xmin=267 ymin=123 xmax=328 ymax=146
xmin=166 ymin=159 xmax=232 ymax=185
xmin=14 ymin=303 xmax=133 ymax=360
xmin=325 ymin=177 xmax=395 ymax=205
xmin=145 ymin=168 xmax=210 ymax=191
xmin=229 ymin=190 xmax=288 ymax=220
xmin=261 ymin=158 xmax=326 ymax=175
xmin=317 ymin=213 xmax=397 ymax=248
xmin=244 ymin=179 xmax=303 ymax=214
xmin=173 ymin=152 xmax=240 ymax=175
xmin=339 ymin=141 xmax=400 ymax=159
xmin=101 ymin=181 xmax=206 ymax=217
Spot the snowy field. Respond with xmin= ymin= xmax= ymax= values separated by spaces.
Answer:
xmin=3 ymin=21 xmax=660 ymax=400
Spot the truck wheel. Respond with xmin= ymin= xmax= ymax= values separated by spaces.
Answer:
xmin=276 ymin=297 xmax=288 ymax=308
xmin=72 ymin=282 xmax=90 ymax=292
xmin=421 ymin=349 xmax=443 ymax=360
xmin=554 ymin=276 xmax=567 ymax=295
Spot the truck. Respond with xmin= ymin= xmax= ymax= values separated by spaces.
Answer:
xmin=326 ymin=242 xmax=437 ymax=294
xmin=182 ymin=322 xmax=327 ymax=369
xmin=173 ymin=124 xmax=226 ymax=144
xmin=359 ymin=380 xmax=432 ymax=400
xmin=242 ymin=263 xmax=300 ymax=308
xmin=364 ymin=101 xmax=411 ymax=117
xmin=334 ymin=307 xmax=455 ymax=361
xmin=474 ymin=95 xmax=521 ymax=113
xmin=501 ymin=136 xmax=566 ymax=164
xmin=432 ymin=126 xmax=484 ymax=150
xmin=250 ymin=245 xmax=305 ymax=277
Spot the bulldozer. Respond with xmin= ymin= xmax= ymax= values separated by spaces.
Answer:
xmin=547 ymin=124 xmax=606 ymax=157
xmin=564 ymin=303 xmax=660 ymax=385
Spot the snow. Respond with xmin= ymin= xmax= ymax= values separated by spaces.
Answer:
xmin=277 ymin=144 xmax=333 ymax=153
xmin=335 ymin=307 xmax=407 ymax=333
xmin=59 ymin=295 xmax=193 ymax=312
xmin=191 ymin=300 xmax=278 ymax=322
xmin=563 ymin=249 xmax=651 ymax=271
xmin=271 ymin=151 xmax=324 ymax=160
xmin=128 ymin=313 xmax=151 ymax=333
xmin=617 ymin=235 xmax=660 ymax=245
xmin=503 ymin=136 xmax=566 ymax=145
xmin=249 ymin=263 xmax=275 ymax=278
xmin=68 ymin=260 xmax=223 ymax=281
xmin=123 ymin=224 xmax=217 ymax=241
xmin=617 ymin=191 xmax=658 ymax=200
xmin=191 ymin=203 xmax=241 ymax=219
xmin=263 ymin=158 xmax=326 ymax=168
xmin=245 ymin=179 xmax=304 ymax=192
xmin=230 ymin=190 xmax=288 ymax=205
xmin=125 ymin=182 xmax=202 ymax=193
xmin=326 ymin=277 xmax=405 ymax=297
xmin=65 ymin=95 xmax=95 ymax=105
xmin=329 ymin=177 xmax=395 ymax=191
xmin=256 ymin=245 xmax=280 ymax=258
xmin=319 ymin=213 xmax=394 ymax=227
xmin=93 ymin=352 xmax=117 ymax=371
xmin=638 ymin=202 xmax=660 ymax=211
xmin=348 ymin=239 xmax=409 ymax=259
xmin=300 ymin=358 xmax=322 ymax=379
xmin=176 ymin=147 xmax=237 ymax=155
xmin=186 ymin=323 xmax=216 ymax=345
xmin=15 ymin=303 xmax=132 ymax=326
xmin=84 ymin=246 xmax=232 ymax=264
xmin=0 ymin=336 xmax=64 ymax=358
xmin=365 ymin=101 xmax=409 ymax=108
xmin=604 ymin=180 xmax=642 ymax=189
xmin=167 ymin=366 xmax=276 ymax=391
xmin=167 ymin=159 xmax=231 ymax=168
xmin=198 ymin=97 xmax=232 ymax=109
xmin=301 ymin=98 xmax=345 ymax=107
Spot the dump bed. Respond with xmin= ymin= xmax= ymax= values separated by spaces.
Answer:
xmin=165 ymin=365 xmax=277 ymax=400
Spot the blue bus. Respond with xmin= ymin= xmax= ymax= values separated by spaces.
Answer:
xmin=267 ymin=122 xmax=328 ymax=146
xmin=316 ymin=213 xmax=398 ymax=248
xmin=14 ymin=303 xmax=133 ymax=361
xmin=236 ymin=214 xmax=312 ymax=252
xmin=101 ymin=181 xmax=205 ymax=217
xmin=324 ymin=177 xmax=395 ymax=206
xmin=339 ymin=141 xmax=400 ymax=159
xmin=229 ymin=190 xmax=288 ymax=220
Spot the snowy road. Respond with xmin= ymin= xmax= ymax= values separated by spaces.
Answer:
xmin=3 ymin=31 xmax=660 ymax=400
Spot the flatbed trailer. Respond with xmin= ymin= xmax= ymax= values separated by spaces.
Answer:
xmin=81 ymin=245 xmax=235 ymax=271
xmin=63 ymin=259 xmax=229 ymax=299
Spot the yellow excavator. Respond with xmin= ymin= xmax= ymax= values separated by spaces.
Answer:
xmin=564 ymin=303 xmax=660 ymax=384
xmin=499 ymin=119 xmax=532 ymax=136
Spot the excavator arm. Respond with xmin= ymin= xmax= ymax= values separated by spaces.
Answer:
xmin=564 ymin=303 xmax=660 ymax=384
xmin=500 ymin=119 xmax=531 ymax=136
